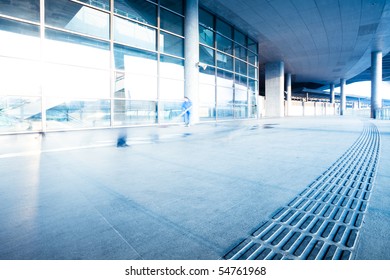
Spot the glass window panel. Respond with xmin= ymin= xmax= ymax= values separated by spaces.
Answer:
xmin=199 ymin=8 xmax=214 ymax=30
xmin=78 ymin=0 xmax=110 ymax=11
xmin=235 ymin=44 xmax=247 ymax=60
xmin=248 ymin=38 xmax=258 ymax=53
xmin=216 ymin=19 xmax=232 ymax=39
xmin=217 ymin=87 xmax=233 ymax=119
xmin=199 ymin=25 xmax=214 ymax=47
xmin=234 ymin=30 xmax=246 ymax=47
xmin=114 ymin=100 xmax=156 ymax=125
xmin=235 ymin=74 xmax=247 ymax=87
xmin=114 ymin=0 xmax=157 ymax=27
xmin=249 ymin=65 xmax=257 ymax=79
xmin=216 ymin=34 xmax=233 ymax=55
xmin=160 ymin=0 xmax=184 ymax=15
xmin=235 ymin=89 xmax=248 ymax=102
xmin=46 ymin=98 xmax=111 ymax=129
xmin=159 ymin=32 xmax=184 ymax=57
xmin=249 ymin=79 xmax=258 ymax=93
xmin=45 ymin=29 xmax=110 ymax=69
xmin=0 ymin=18 xmax=40 ymax=60
xmin=217 ymin=52 xmax=233 ymax=71
xmin=0 ymin=96 xmax=42 ymax=132
xmin=217 ymin=69 xmax=233 ymax=88
xmin=114 ymin=43 xmax=157 ymax=73
xmin=45 ymin=63 xmax=110 ymax=98
xmin=0 ymin=57 xmax=41 ymax=96
xmin=199 ymin=84 xmax=215 ymax=106
xmin=124 ymin=74 xmax=157 ymax=100
xmin=0 ymin=0 xmax=40 ymax=22
xmin=114 ymin=16 xmax=156 ymax=51
xmin=199 ymin=66 xmax=215 ymax=85
xmin=159 ymin=100 xmax=183 ymax=122
xmin=160 ymin=78 xmax=184 ymax=100
xmin=160 ymin=9 xmax=184 ymax=36
xmin=160 ymin=55 xmax=184 ymax=79
xmin=45 ymin=0 xmax=109 ymax=39
xmin=199 ymin=45 xmax=215 ymax=66
xmin=248 ymin=51 xmax=258 ymax=66
xmin=235 ymin=59 xmax=247 ymax=76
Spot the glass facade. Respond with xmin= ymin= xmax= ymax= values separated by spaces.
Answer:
xmin=198 ymin=7 xmax=259 ymax=120
xmin=0 ymin=1 xmax=258 ymax=133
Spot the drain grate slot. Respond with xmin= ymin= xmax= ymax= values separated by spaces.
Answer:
xmin=224 ymin=123 xmax=380 ymax=260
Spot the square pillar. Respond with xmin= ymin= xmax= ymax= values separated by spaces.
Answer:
xmin=265 ymin=61 xmax=284 ymax=117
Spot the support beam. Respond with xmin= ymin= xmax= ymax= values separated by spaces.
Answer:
xmin=285 ymin=73 xmax=292 ymax=116
xmin=265 ymin=61 xmax=284 ymax=117
xmin=371 ymin=51 xmax=382 ymax=119
xmin=340 ymin=79 xmax=346 ymax=115
xmin=330 ymin=83 xmax=335 ymax=104
xmin=184 ymin=0 xmax=199 ymax=124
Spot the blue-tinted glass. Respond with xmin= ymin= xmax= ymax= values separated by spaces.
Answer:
xmin=160 ymin=32 xmax=184 ymax=57
xmin=199 ymin=8 xmax=214 ymax=30
xmin=160 ymin=9 xmax=184 ymax=36
xmin=217 ymin=69 xmax=233 ymax=88
xmin=46 ymin=0 xmax=109 ymax=39
xmin=216 ymin=34 xmax=233 ymax=55
xmin=235 ymin=44 xmax=247 ymax=60
xmin=248 ymin=38 xmax=258 ymax=53
xmin=235 ymin=59 xmax=247 ymax=75
xmin=114 ymin=43 xmax=157 ymax=72
xmin=234 ymin=30 xmax=246 ymax=47
xmin=114 ymin=16 xmax=156 ymax=51
xmin=160 ymin=0 xmax=183 ymax=14
xmin=0 ymin=16 xmax=40 ymax=38
xmin=248 ymin=51 xmax=258 ymax=66
xmin=199 ymin=25 xmax=214 ymax=47
xmin=249 ymin=65 xmax=257 ymax=79
xmin=199 ymin=45 xmax=215 ymax=66
xmin=217 ymin=52 xmax=233 ymax=71
xmin=235 ymin=74 xmax=247 ymax=86
xmin=114 ymin=0 xmax=157 ymax=27
xmin=78 ymin=0 xmax=110 ymax=10
xmin=249 ymin=79 xmax=257 ymax=92
xmin=216 ymin=19 xmax=232 ymax=39
xmin=0 ymin=0 xmax=40 ymax=22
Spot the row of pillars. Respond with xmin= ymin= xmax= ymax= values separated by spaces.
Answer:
xmin=265 ymin=51 xmax=383 ymax=118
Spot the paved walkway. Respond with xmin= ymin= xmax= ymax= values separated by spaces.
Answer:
xmin=0 ymin=116 xmax=389 ymax=259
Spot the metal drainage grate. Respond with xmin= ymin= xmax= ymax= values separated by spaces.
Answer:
xmin=224 ymin=122 xmax=380 ymax=260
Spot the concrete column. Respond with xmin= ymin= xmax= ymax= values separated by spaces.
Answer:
xmin=265 ymin=61 xmax=284 ymax=117
xmin=340 ymin=78 xmax=346 ymax=115
xmin=184 ymin=0 xmax=199 ymax=123
xmin=330 ymin=83 xmax=335 ymax=104
xmin=285 ymin=73 xmax=292 ymax=116
xmin=371 ymin=51 xmax=382 ymax=119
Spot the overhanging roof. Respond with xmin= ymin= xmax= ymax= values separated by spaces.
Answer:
xmin=200 ymin=0 xmax=390 ymax=86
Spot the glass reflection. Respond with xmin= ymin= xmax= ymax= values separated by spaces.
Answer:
xmin=216 ymin=34 xmax=233 ymax=55
xmin=159 ymin=32 xmax=184 ymax=57
xmin=45 ymin=98 xmax=111 ymax=129
xmin=199 ymin=45 xmax=215 ymax=66
xmin=199 ymin=84 xmax=216 ymax=120
xmin=114 ymin=44 xmax=157 ymax=73
xmin=113 ymin=100 xmax=157 ymax=125
xmin=159 ymin=101 xmax=183 ymax=122
xmin=160 ymin=9 xmax=184 ymax=36
xmin=0 ymin=0 xmax=40 ymax=22
xmin=45 ymin=0 xmax=109 ymax=39
xmin=0 ymin=96 xmax=42 ymax=132
xmin=160 ymin=0 xmax=183 ymax=14
xmin=114 ymin=16 xmax=156 ymax=51
xmin=199 ymin=25 xmax=214 ymax=47
xmin=78 ymin=0 xmax=110 ymax=10
xmin=114 ymin=0 xmax=157 ymax=27
xmin=217 ymin=87 xmax=233 ymax=119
